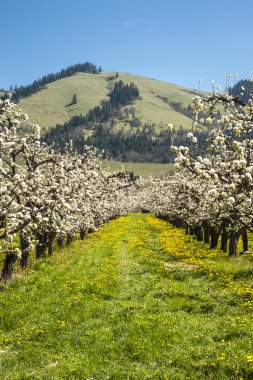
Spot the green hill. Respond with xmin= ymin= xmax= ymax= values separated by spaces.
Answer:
xmin=15 ymin=70 xmax=207 ymax=164
xmin=18 ymin=71 xmax=199 ymax=132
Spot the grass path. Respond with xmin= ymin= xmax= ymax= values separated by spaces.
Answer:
xmin=1 ymin=214 xmax=253 ymax=379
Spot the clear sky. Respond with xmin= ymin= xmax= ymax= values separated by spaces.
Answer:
xmin=1 ymin=0 xmax=253 ymax=91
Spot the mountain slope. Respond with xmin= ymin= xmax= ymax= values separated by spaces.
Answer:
xmin=18 ymin=72 xmax=199 ymax=131
xmin=18 ymin=73 xmax=109 ymax=129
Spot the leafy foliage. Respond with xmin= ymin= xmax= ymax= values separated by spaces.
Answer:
xmin=83 ymin=125 xmax=208 ymax=163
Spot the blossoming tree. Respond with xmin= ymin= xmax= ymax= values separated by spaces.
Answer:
xmin=0 ymin=95 xmax=139 ymax=280
xmin=143 ymin=86 xmax=253 ymax=256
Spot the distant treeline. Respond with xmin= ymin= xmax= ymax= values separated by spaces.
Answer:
xmin=79 ymin=125 xmax=208 ymax=163
xmin=230 ymin=79 xmax=253 ymax=102
xmin=12 ymin=62 xmax=101 ymax=102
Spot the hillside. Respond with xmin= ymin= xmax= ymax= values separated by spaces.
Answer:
xmin=18 ymin=71 xmax=199 ymax=132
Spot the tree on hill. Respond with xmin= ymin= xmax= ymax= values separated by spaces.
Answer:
xmin=72 ymin=94 xmax=77 ymax=104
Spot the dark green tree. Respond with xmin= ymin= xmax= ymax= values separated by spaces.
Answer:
xmin=72 ymin=94 xmax=77 ymax=104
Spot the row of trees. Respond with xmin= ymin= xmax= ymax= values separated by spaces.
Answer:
xmin=144 ymin=87 xmax=253 ymax=256
xmin=0 ymin=94 xmax=138 ymax=280
xmin=11 ymin=62 xmax=101 ymax=101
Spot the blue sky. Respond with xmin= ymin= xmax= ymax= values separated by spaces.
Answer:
xmin=1 ymin=0 xmax=253 ymax=91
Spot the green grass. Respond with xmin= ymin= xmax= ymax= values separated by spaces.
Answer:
xmin=102 ymin=159 xmax=175 ymax=177
xmin=1 ymin=214 xmax=253 ymax=379
xmin=18 ymin=72 xmax=200 ymax=131
xmin=112 ymin=72 xmax=197 ymax=131
xmin=18 ymin=73 xmax=109 ymax=130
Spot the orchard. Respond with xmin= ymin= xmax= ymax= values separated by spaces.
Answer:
xmin=0 ymin=94 xmax=139 ymax=280
xmin=1 ymin=87 xmax=253 ymax=380
xmin=144 ymin=85 xmax=253 ymax=256
xmin=2 ymin=83 xmax=253 ymax=281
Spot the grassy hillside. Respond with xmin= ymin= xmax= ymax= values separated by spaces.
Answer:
xmin=18 ymin=73 xmax=109 ymax=129
xmin=1 ymin=214 xmax=253 ymax=379
xmin=112 ymin=72 xmax=196 ymax=132
xmin=18 ymin=71 xmax=199 ymax=131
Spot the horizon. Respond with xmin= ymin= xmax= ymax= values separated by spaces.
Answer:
xmin=1 ymin=0 xmax=253 ymax=92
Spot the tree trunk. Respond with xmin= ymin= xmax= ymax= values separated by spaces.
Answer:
xmin=189 ymin=226 xmax=194 ymax=236
xmin=36 ymin=233 xmax=47 ymax=258
xmin=48 ymin=232 xmax=56 ymax=256
xmin=195 ymin=225 xmax=203 ymax=241
xmin=229 ymin=231 xmax=239 ymax=256
xmin=57 ymin=236 xmax=64 ymax=247
xmin=220 ymin=231 xmax=229 ymax=253
xmin=80 ymin=229 xmax=86 ymax=240
xmin=20 ymin=234 xmax=30 ymax=268
xmin=174 ymin=219 xmax=182 ymax=228
xmin=209 ymin=226 xmax=219 ymax=249
xmin=66 ymin=234 xmax=73 ymax=246
xmin=203 ymin=224 xmax=210 ymax=244
xmin=1 ymin=250 xmax=18 ymax=280
xmin=220 ymin=225 xmax=229 ymax=253
xmin=241 ymin=228 xmax=249 ymax=252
